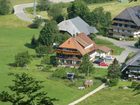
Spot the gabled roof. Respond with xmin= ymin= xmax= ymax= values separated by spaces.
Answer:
xmin=115 ymin=5 xmax=140 ymax=26
xmin=58 ymin=16 xmax=98 ymax=36
xmin=59 ymin=33 xmax=110 ymax=55
xmin=121 ymin=52 xmax=140 ymax=72
xmin=59 ymin=37 xmax=86 ymax=55
xmin=96 ymin=46 xmax=112 ymax=53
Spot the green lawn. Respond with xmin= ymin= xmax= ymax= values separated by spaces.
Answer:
xmin=78 ymin=81 xmax=140 ymax=105
xmin=0 ymin=27 xmax=105 ymax=105
xmin=11 ymin=0 xmax=35 ymax=5
xmin=95 ymin=38 xmax=125 ymax=55
xmin=0 ymin=15 xmax=30 ymax=28
xmin=88 ymin=0 xmax=140 ymax=18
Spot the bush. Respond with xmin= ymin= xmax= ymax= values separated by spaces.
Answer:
xmin=131 ymin=81 xmax=140 ymax=88
xmin=42 ymin=65 xmax=53 ymax=72
xmin=35 ymin=45 xmax=53 ymax=57
xmin=107 ymin=78 xmax=119 ymax=87
xmin=37 ymin=0 xmax=50 ymax=11
xmin=41 ymin=55 xmax=50 ymax=64
xmin=52 ymin=68 xmax=67 ymax=79
xmin=14 ymin=51 xmax=31 ymax=67
xmin=50 ymin=56 xmax=58 ymax=66
xmin=31 ymin=17 xmax=44 ymax=28
xmin=0 ymin=0 xmax=12 ymax=15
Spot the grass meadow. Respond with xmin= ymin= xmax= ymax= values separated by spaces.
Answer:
xmin=0 ymin=27 xmax=105 ymax=105
xmin=78 ymin=81 xmax=140 ymax=105
xmin=0 ymin=0 xmax=139 ymax=105
xmin=88 ymin=0 xmax=140 ymax=18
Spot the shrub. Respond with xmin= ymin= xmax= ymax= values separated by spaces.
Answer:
xmin=37 ymin=0 xmax=50 ymax=11
xmin=50 ymin=56 xmax=58 ymax=66
xmin=41 ymin=55 xmax=50 ymax=64
xmin=35 ymin=45 xmax=53 ymax=57
xmin=131 ymin=81 xmax=140 ymax=88
xmin=52 ymin=68 xmax=66 ymax=79
xmin=42 ymin=65 xmax=53 ymax=72
xmin=0 ymin=0 xmax=12 ymax=15
xmin=14 ymin=51 xmax=31 ymax=67
xmin=107 ymin=78 xmax=119 ymax=87
xmin=31 ymin=16 xmax=44 ymax=28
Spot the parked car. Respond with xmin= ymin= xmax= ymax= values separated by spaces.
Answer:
xmin=93 ymin=59 xmax=104 ymax=64
xmin=105 ymin=56 xmax=114 ymax=60
xmin=99 ymin=62 xmax=108 ymax=66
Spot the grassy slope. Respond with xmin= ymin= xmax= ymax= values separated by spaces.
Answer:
xmin=78 ymin=81 xmax=140 ymax=105
xmin=0 ymin=28 xmax=104 ymax=105
xmin=95 ymin=38 xmax=125 ymax=55
xmin=88 ymin=0 xmax=140 ymax=18
xmin=78 ymin=88 xmax=140 ymax=105
xmin=11 ymin=0 xmax=35 ymax=5
xmin=0 ymin=0 xmax=139 ymax=105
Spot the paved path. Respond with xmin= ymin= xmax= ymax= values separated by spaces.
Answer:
xmin=13 ymin=1 xmax=74 ymax=22
xmin=97 ymin=36 xmax=140 ymax=63
xmin=14 ymin=3 xmax=34 ymax=22
xmin=68 ymin=83 xmax=106 ymax=105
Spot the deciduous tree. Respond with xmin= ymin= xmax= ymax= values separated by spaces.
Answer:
xmin=67 ymin=0 xmax=90 ymax=19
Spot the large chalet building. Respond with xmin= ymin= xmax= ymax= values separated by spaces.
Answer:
xmin=109 ymin=6 xmax=140 ymax=39
xmin=56 ymin=33 xmax=111 ymax=66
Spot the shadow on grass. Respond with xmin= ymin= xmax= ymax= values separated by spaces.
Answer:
xmin=24 ymin=43 xmax=34 ymax=49
xmin=94 ymin=77 xmax=107 ymax=83
xmin=7 ymin=63 xmax=16 ymax=67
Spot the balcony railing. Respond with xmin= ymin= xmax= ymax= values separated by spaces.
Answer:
xmin=112 ymin=20 xmax=136 ymax=26
xmin=56 ymin=57 xmax=82 ymax=61
xmin=112 ymin=26 xmax=137 ymax=31
xmin=56 ymin=49 xmax=81 ymax=55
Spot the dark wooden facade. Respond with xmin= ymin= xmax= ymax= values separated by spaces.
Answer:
xmin=56 ymin=48 xmax=82 ymax=66
xmin=109 ymin=18 xmax=140 ymax=38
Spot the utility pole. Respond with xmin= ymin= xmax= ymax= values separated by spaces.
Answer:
xmin=33 ymin=0 xmax=36 ymax=17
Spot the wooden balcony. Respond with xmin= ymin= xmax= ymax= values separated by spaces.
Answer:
xmin=56 ymin=49 xmax=81 ymax=55
xmin=112 ymin=20 xmax=136 ymax=26
xmin=57 ymin=57 xmax=82 ymax=61
xmin=112 ymin=26 xmax=137 ymax=31
xmin=112 ymin=31 xmax=133 ymax=36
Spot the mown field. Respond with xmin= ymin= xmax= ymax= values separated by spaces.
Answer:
xmin=78 ymin=81 xmax=140 ymax=105
xmin=88 ymin=0 xmax=140 ymax=18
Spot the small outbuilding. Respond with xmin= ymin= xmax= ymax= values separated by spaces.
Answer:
xmin=58 ymin=16 xmax=98 ymax=36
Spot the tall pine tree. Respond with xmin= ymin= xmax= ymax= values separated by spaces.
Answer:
xmin=79 ymin=54 xmax=94 ymax=76
xmin=0 ymin=73 xmax=56 ymax=105
xmin=107 ymin=59 xmax=121 ymax=86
